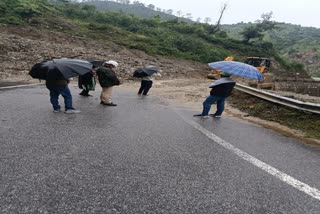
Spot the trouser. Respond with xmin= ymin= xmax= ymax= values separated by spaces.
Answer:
xmin=47 ymin=85 xmax=73 ymax=110
xmin=202 ymin=95 xmax=226 ymax=116
xmin=138 ymin=80 xmax=153 ymax=95
xmin=100 ymin=87 xmax=113 ymax=103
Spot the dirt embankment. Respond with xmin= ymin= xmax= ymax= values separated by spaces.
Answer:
xmin=0 ymin=25 xmax=209 ymax=81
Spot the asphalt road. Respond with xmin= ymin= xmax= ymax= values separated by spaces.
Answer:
xmin=0 ymin=85 xmax=319 ymax=213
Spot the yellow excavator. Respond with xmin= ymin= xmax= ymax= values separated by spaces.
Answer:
xmin=244 ymin=57 xmax=271 ymax=73
xmin=207 ymin=56 xmax=271 ymax=79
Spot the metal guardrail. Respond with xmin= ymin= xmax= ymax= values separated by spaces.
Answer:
xmin=235 ymin=84 xmax=320 ymax=115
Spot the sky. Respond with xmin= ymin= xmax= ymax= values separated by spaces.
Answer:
xmin=137 ymin=0 xmax=320 ymax=28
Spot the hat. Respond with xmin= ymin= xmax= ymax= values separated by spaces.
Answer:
xmin=220 ymin=72 xmax=231 ymax=77
xmin=104 ymin=60 xmax=118 ymax=67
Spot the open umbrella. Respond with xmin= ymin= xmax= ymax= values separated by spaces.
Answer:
xmin=133 ymin=66 xmax=160 ymax=78
xmin=208 ymin=77 xmax=235 ymax=88
xmin=208 ymin=61 xmax=264 ymax=81
xmin=29 ymin=58 xmax=93 ymax=80
xmin=88 ymin=60 xmax=105 ymax=68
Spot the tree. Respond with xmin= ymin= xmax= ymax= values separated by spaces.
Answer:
xmin=256 ymin=12 xmax=277 ymax=32
xmin=204 ymin=17 xmax=211 ymax=23
xmin=147 ymin=4 xmax=155 ymax=10
xmin=166 ymin=9 xmax=173 ymax=15
xmin=207 ymin=3 xmax=227 ymax=34
xmin=186 ymin=13 xmax=192 ymax=20
xmin=240 ymin=25 xmax=263 ymax=43
xmin=133 ymin=1 xmax=144 ymax=6
xmin=119 ymin=0 xmax=130 ymax=4
xmin=241 ymin=11 xmax=277 ymax=43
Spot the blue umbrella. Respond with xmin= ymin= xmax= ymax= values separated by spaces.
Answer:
xmin=208 ymin=61 xmax=264 ymax=81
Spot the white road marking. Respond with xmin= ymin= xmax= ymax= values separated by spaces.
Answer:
xmin=178 ymin=113 xmax=320 ymax=201
xmin=0 ymin=83 xmax=43 ymax=90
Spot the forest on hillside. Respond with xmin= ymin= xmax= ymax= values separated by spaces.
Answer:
xmin=78 ymin=1 xmax=320 ymax=57
xmin=0 ymin=0 xmax=310 ymax=74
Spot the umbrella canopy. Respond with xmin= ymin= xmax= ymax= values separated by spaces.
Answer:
xmin=88 ymin=60 xmax=105 ymax=68
xmin=208 ymin=77 xmax=235 ymax=88
xmin=29 ymin=58 xmax=93 ymax=80
xmin=133 ymin=66 xmax=160 ymax=78
xmin=208 ymin=61 xmax=264 ymax=81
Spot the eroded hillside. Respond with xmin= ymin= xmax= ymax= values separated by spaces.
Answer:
xmin=0 ymin=25 xmax=209 ymax=81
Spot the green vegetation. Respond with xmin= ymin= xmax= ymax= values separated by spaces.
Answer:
xmin=0 ymin=0 xmax=274 ymax=64
xmin=0 ymin=0 xmax=309 ymax=73
xmin=240 ymin=12 xmax=277 ymax=43
xmin=79 ymin=0 xmax=186 ymax=22
xmin=222 ymin=22 xmax=320 ymax=55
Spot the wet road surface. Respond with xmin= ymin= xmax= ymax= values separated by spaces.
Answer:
xmin=0 ymin=85 xmax=319 ymax=213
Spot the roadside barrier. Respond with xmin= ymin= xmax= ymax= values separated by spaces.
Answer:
xmin=235 ymin=84 xmax=320 ymax=114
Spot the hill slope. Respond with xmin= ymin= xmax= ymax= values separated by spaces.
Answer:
xmin=0 ymin=24 xmax=209 ymax=80
xmin=76 ymin=0 xmax=319 ymax=76
xmin=80 ymin=0 xmax=187 ymax=22
xmin=221 ymin=23 xmax=320 ymax=76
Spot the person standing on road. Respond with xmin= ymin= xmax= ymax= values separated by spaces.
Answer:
xmin=78 ymin=70 xmax=96 ymax=97
xmin=46 ymin=68 xmax=81 ymax=114
xmin=193 ymin=72 xmax=235 ymax=118
xmin=137 ymin=69 xmax=161 ymax=96
xmin=96 ymin=60 xmax=121 ymax=106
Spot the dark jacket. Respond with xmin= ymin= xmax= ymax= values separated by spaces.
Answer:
xmin=96 ymin=67 xmax=120 ymax=87
xmin=210 ymin=82 xmax=236 ymax=97
xmin=45 ymin=68 xmax=69 ymax=87
xmin=78 ymin=71 xmax=96 ymax=90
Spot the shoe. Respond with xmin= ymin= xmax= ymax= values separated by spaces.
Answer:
xmin=64 ymin=109 xmax=81 ymax=114
xmin=209 ymin=114 xmax=222 ymax=118
xmin=53 ymin=109 xmax=61 ymax=113
xmin=193 ymin=114 xmax=203 ymax=117
xmin=193 ymin=114 xmax=209 ymax=118
xmin=101 ymin=102 xmax=117 ymax=106
xmin=80 ymin=93 xmax=91 ymax=97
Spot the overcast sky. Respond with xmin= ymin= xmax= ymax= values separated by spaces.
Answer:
xmin=137 ymin=0 xmax=320 ymax=28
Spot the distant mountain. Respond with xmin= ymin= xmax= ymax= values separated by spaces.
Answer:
xmin=221 ymin=23 xmax=320 ymax=75
xmin=82 ymin=1 xmax=320 ymax=54
xmin=221 ymin=23 xmax=320 ymax=54
xmin=79 ymin=1 xmax=320 ymax=75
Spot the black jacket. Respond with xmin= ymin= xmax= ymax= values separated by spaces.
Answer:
xmin=210 ymin=82 xmax=235 ymax=97
xmin=96 ymin=67 xmax=120 ymax=87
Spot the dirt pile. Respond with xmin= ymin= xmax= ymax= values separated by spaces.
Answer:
xmin=0 ymin=25 xmax=209 ymax=81
xmin=287 ymin=50 xmax=320 ymax=76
